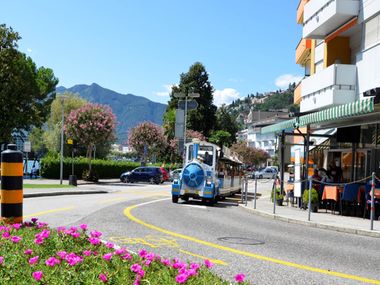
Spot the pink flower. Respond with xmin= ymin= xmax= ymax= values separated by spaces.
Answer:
xmin=80 ymin=224 xmax=88 ymax=231
xmin=122 ymin=253 xmax=132 ymax=260
xmin=90 ymin=230 xmax=102 ymax=238
xmin=175 ymin=273 xmax=188 ymax=284
xmin=103 ymin=253 xmax=112 ymax=261
xmin=31 ymin=217 xmax=38 ymax=223
xmin=161 ymin=259 xmax=171 ymax=266
xmin=138 ymin=249 xmax=147 ymax=258
xmin=190 ymin=263 xmax=200 ymax=270
xmin=130 ymin=263 xmax=142 ymax=273
xmin=138 ymin=269 xmax=145 ymax=277
xmin=24 ymin=249 xmax=33 ymax=255
xmin=88 ymin=237 xmax=101 ymax=245
xmin=57 ymin=251 xmax=67 ymax=259
xmin=45 ymin=257 xmax=60 ymax=267
xmin=106 ymin=242 xmax=114 ymax=249
xmin=34 ymin=237 xmax=44 ymax=245
xmin=0 ymin=256 xmax=4 ymax=264
xmin=11 ymin=236 xmax=22 ymax=243
xmin=234 ymin=273 xmax=246 ymax=283
xmin=32 ymin=271 xmax=43 ymax=281
xmin=29 ymin=256 xmax=39 ymax=265
xmin=83 ymin=250 xmax=91 ymax=257
xmin=99 ymin=273 xmax=107 ymax=283
xmin=13 ymin=223 xmax=22 ymax=230
xmin=114 ymin=248 xmax=126 ymax=255
xmin=2 ymin=232 xmax=10 ymax=239
xmin=204 ymin=259 xmax=213 ymax=268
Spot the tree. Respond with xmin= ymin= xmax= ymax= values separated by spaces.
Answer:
xmin=65 ymin=103 xmax=116 ymax=172
xmin=43 ymin=93 xmax=87 ymax=154
xmin=127 ymin=121 xmax=168 ymax=163
xmin=186 ymin=129 xmax=206 ymax=141
xmin=209 ymin=130 xmax=231 ymax=147
xmin=0 ymin=24 xmax=58 ymax=142
xmin=165 ymin=62 xmax=217 ymax=138
xmin=230 ymin=141 xmax=270 ymax=165
xmin=215 ymin=106 xmax=238 ymax=145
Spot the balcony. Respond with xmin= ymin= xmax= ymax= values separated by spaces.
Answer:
xmin=303 ymin=0 xmax=359 ymax=39
xmin=300 ymin=64 xmax=356 ymax=112
xmin=295 ymin=38 xmax=312 ymax=65
xmin=294 ymin=82 xmax=302 ymax=105
xmin=297 ymin=0 xmax=310 ymax=24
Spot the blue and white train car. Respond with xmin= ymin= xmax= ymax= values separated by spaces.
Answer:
xmin=171 ymin=140 xmax=243 ymax=205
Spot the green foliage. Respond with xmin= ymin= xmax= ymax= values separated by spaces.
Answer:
xmin=209 ymin=130 xmax=231 ymax=147
xmin=302 ymin=188 xmax=319 ymax=204
xmin=271 ymin=188 xmax=284 ymax=202
xmin=214 ymin=106 xmax=238 ymax=145
xmin=166 ymin=62 xmax=217 ymax=138
xmin=40 ymin=156 xmax=140 ymax=179
xmin=0 ymin=24 xmax=58 ymax=142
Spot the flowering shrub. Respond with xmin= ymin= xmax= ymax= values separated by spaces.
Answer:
xmin=0 ymin=220 xmax=248 ymax=284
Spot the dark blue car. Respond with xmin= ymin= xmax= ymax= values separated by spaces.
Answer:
xmin=120 ymin=166 xmax=163 ymax=184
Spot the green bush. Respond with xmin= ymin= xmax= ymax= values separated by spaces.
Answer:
xmin=40 ymin=156 xmax=182 ymax=179
xmin=271 ymin=188 xmax=284 ymax=202
xmin=302 ymin=188 xmax=319 ymax=204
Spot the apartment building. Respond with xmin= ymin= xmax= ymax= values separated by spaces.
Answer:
xmin=262 ymin=0 xmax=380 ymax=182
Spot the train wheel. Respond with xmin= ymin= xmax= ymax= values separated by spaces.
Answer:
xmin=172 ymin=196 xmax=179 ymax=203
xmin=182 ymin=196 xmax=189 ymax=202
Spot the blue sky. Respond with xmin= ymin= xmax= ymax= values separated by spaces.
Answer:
xmin=1 ymin=0 xmax=303 ymax=105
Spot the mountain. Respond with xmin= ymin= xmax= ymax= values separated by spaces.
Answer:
xmin=56 ymin=83 xmax=167 ymax=143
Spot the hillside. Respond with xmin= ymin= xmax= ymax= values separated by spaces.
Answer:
xmin=57 ymin=83 xmax=167 ymax=143
xmin=226 ymin=84 xmax=299 ymax=128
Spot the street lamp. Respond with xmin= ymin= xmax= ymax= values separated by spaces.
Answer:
xmin=173 ymin=92 xmax=200 ymax=152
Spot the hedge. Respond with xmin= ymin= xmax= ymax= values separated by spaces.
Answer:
xmin=40 ymin=157 xmax=181 ymax=179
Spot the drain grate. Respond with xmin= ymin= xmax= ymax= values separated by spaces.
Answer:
xmin=217 ymin=237 xmax=265 ymax=245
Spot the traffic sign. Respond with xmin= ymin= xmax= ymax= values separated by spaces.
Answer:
xmin=178 ymin=100 xmax=198 ymax=110
xmin=23 ymin=141 xmax=31 ymax=152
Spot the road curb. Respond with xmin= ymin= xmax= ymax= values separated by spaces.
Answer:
xmin=240 ymin=205 xmax=380 ymax=238
xmin=24 ymin=190 xmax=109 ymax=198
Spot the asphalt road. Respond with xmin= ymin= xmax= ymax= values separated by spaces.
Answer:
xmin=23 ymin=183 xmax=380 ymax=285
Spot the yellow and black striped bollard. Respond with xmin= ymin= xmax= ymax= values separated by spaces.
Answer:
xmin=1 ymin=144 xmax=23 ymax=224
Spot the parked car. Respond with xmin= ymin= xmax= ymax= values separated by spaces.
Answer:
xmin=169 ymin=168 xmax=182 ymax=181
xmin=252 ymin=167 xmax=277 ymax=179
xmin=120 ymin=166 xmax=163 ymax=184
xmin=160 ymin=167 xmax=170 ymax=182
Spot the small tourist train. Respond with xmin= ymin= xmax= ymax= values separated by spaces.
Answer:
xmin=171 ymin=139 xmax=243 ymax=205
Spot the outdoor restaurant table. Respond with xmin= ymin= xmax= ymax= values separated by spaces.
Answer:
xmin=322 ymin=185 xmax=343 ymax=214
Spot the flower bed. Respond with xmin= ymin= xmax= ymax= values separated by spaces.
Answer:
xmin=0 ymin=219 xmax=248 ymax=284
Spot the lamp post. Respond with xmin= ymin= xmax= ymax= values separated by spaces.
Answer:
xmin=173 ymin=92 xmax=200 ymax=152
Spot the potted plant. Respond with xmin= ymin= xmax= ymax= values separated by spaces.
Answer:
xmin=302 ymin=188 xmax=319 ymax=212
xmin=271 ymin=188 xmax=284 ymax=206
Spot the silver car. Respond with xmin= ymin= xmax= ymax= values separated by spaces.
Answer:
xmin=253 ymin=168 xmax=277 ymax=179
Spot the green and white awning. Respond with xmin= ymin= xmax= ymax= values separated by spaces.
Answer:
xmin=260 ymin=97 xmax=374 ymax=134
xmin=298 ymin=97 xmax=374 ymax=126
xmin=261 ymin=118 xmax=297 ymax=134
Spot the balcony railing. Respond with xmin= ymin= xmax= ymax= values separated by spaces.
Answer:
xmin=297 ymin=0 xmax=310 ymax=24
xmin=303 ymin=0 xmax=359 ymax=39
xmin=300 ymin=64 xmax=356 ymax=112
xmin=295 ymin=38 xmax=312 ymax=65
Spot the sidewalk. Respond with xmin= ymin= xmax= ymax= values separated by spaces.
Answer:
xmin=240 ymin=179 xmax=380 ymax=238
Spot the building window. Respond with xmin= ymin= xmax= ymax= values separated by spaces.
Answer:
xmin=364 ymin=13 xmax=380 ymax=49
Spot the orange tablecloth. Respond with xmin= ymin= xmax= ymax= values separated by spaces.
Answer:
xmin=369 ymin=189 xmax=380 ymax=199
xmin=322 ymin=186 xmax=340 ymax=202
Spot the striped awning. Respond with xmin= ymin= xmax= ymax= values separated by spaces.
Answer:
xmin=261 ymin=118 xmax=297 ymax=134
xmin=260 ymin=97 xmax=374 ymax=134
xmin=298 ymin=97 xmax=374 ymax=126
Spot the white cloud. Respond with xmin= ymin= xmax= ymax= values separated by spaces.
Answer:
xmin=275 ymin=74 xmax=302 ymax=89
xmin=156 ymin=84 xmax=175 ymax=97
xmin=214 ymin=88 xmax=241 ymax=107
xmin=27 ymin=48 xmax=32 ymax=53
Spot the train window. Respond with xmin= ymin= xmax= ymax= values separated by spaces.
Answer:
xmin=199 ymin=146 xmax=214 ymax=166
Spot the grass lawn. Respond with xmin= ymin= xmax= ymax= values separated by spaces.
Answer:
xmin=23 ymin=184 xmax=74 ymax=189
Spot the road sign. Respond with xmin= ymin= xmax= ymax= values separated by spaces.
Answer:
xmin=178 ymin=100 xmax=198 ymax=110
xmin=23 ymin=141 xmax=31 ymax=152
xmin=175 ymin=109 xmax=184 ymax=124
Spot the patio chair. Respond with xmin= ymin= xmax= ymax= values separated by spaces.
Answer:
xmin=341 ymin=183 xmax=359 ymax=216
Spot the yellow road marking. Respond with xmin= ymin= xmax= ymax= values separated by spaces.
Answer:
xmin=179 ymin=249 xmax=228 ymax=266
xmin=24 ymin=207 xmax=74 ymax=218
xmin=124 ymin=202 xmax=380 ymax=284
